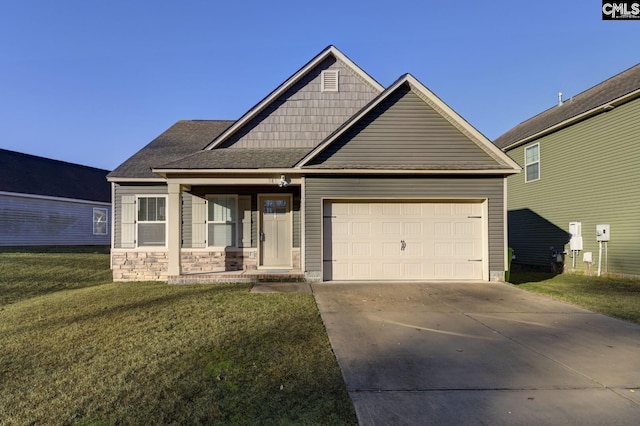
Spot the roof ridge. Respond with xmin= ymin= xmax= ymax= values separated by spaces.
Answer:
xmin=0 ymin=148 xmax=110 ymax=172
xmin=494 ymin=62 xmax=640 ymax=149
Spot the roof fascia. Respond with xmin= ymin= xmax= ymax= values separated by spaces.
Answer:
xmin=204 ymin=46 xmax=384 ymax=151
xmin=501 ymin=88 xmax=640 ymax=151
xmin=152 ymin=167 xmax=519 ymax=177
xmin=0 ymin=190 xmax=111 ymax=206
xmin=106 ymin=177 xmax=167 ymax=183
xmin=297 ymin=74 xmax=521 ymax=172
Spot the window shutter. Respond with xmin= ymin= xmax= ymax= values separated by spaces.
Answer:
xmin=238 ymin=195 xmax=252 ymax=247
xmin=192 ymin=196 xmax=207 ymax=248
xmin=121 ymin=195 xmax=136 ymax=248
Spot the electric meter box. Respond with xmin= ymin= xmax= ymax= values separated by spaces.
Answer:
xmin=596 ymin=224 xmax=610 ymax=242
xmin=570 ymin=236 xmax=583 ymax=251
xmin=569 ymin=222 xmax=582 ymax=237
xmin=569 ymin=222 xmax=583 ymax=250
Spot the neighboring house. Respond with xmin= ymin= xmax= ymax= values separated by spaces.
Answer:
xmin=494 ymin=63 xmax=640 ymax=277
xmin=107 ymin=46 xmax=520 ymax=282
xmin=0 ymin=149 xmax=111 ymax=246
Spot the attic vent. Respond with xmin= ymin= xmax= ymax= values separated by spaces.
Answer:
xmin=321 ymin=70 xmax=339 ymax=92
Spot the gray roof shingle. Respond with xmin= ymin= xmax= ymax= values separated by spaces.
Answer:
xmin=108 ymin=120 xmax=234 ymax=179
xmin=157 ymin=147 xmax=311 ymax=170
xmin=0 ymin=149 xmax=111 ymax=202
xmin=494 ymin=63 xmax=640 ymax=150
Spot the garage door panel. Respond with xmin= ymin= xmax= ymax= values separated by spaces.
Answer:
xmin=352 ymin=263 xmax=371 ymax=277
xmin=434 ymin=222 xmax=452 ymax=236
xmin=383 ymin=242 xmax=398 ymax=257
xmin=382 ymin=263 xmax=401 ymax=276
xmin=403 ymin=263 xmax=423 ymax=278
xmin=352 ymin=242 xmax=371 ymax=257
xmin=324 ymin=201 xmax=485 ymax=281
xmin=434 ymin=242 xmax=453 ymax=257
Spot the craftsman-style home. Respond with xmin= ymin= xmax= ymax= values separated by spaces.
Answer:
xmin=108 ymin=46 xmax=520 ymax=282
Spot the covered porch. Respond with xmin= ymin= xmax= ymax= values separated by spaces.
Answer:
xmin=165 ymin=174 xmax=304 ymax=280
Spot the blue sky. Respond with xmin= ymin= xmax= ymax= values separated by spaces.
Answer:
xmin=1 ymin=1 xmax=638 ymax=170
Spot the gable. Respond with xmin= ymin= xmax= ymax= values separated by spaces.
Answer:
xmin=305 ymin=83 xmax=504 ymax=169
xmin=218 ymin=56 xmax=380 ymax=150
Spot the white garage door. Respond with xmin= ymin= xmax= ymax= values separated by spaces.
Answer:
xmin=323 ymin=201 xmax=485 ymax=281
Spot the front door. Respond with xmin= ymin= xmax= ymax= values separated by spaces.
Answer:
xmin=259 ymin=195 xmax=292 ymax=268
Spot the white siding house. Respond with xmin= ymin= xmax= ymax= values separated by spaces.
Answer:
xmin=0 ymin=149 xmax=111 ymax=247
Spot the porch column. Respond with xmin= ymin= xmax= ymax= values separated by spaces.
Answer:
xmin=167 ymin=183 xmax=182 ymax=276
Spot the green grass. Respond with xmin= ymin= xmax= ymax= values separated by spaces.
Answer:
xmin=510 ymin=270 xmax=640 ymax=324
xmin=0 ymin=252 xmax=356 ymax=425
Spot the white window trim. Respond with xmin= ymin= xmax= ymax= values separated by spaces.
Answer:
xmin=93 ymin=207 xmax=108 ymax=236
xmin=136 ymin=195 xmax=168 ymax=248
xmin=525 ymin=143 xmax=540 ymax=183
xmin=321 ymin=70 xmax=339 ymax=92
xmin=206 ymin=195 xmax=239 ymax=249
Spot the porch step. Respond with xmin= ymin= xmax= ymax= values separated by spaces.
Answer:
xmin=167 ymin=271 xmax=306 ymax=285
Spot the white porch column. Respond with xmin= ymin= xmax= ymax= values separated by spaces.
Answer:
xmin=167 ymin=183 xmax=182 ymax=276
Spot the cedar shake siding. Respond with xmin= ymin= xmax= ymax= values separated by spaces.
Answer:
xmin=219 ymin=57 xmax=380 ymax=149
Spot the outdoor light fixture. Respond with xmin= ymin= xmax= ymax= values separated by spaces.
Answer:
xmin=278 ymin=175 xmax=289 ymax=187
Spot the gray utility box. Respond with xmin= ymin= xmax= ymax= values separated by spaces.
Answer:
xmin=596 ymin=224 xmax=610 ymax=242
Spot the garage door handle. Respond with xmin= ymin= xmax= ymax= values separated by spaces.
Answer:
xmin=468 ymin=259 xmax=482 ymax=262
xmin=401 ymin=240 xmax=406 ymax=251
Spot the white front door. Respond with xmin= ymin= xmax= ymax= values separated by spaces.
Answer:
xmin=324 ymin=201 xmax=485 ymax=280
xmin=259 ymin=195 xmax=292 ymax=268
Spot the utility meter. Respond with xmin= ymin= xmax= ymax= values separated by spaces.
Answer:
xmin=596 ymin=224 xmax=610 ymax=242
xmin=569 ymin=221 xmax=583 ymax=251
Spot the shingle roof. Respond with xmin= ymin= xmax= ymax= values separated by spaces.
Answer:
xmin=494 ymin=63 xmax=640 ymax=150
xmin=157 ymin=148 xmax=311 ymax=170
xmin=0 ymin=149 xmax=111 ymax=202
xmin=108 ymin=120 xmax=234 ymax=179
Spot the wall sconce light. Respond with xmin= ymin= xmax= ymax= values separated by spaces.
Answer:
xmin=278 ymin=175 xmax=289 ymax=188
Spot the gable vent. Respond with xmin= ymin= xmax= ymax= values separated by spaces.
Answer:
xmin=321 ymin=70 xmax=339 ymax=92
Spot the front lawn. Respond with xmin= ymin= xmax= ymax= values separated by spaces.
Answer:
xmin=510 ymin=270 xmax=640 ymax=325
xmin=0 ymin=252 xmax=356 ymax=425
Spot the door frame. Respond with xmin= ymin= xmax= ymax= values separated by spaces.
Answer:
xmin=257 ymin=193 xmax=293 ymax=269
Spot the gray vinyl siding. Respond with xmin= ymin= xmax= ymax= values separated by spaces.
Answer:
xmin=220 ymin=57 xmax=380 ymax=149
xmin=307 ymin=84 xmax=498 ymax=167
xmin=186 ymin=187 xmax=301 ymax=249
xmin=0 ymin=192 xmax=110 ymax=246
xmin=113 ymin=184 xmax=167 ymax=248
xmin=506 ymin=97 xmax=640 ymax=276
xmin=304 ymin=176 xmax=505 ymax=276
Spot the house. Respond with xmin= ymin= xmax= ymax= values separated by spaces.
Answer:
xmin=107 ymin=46 xmax=520 ymax=282
xmin=0 ymin=149 xmax=111 ymax=247
xmin=494 ymin=63 xmax=640 ymax=277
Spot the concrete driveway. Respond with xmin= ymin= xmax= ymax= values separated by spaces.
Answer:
xmin=312 ymin=282 xmax=640 ymax=425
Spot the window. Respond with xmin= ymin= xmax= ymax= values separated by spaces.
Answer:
xmin=208 ymin=196 xmax=237 ymax=247
xmin=321 ymin=70 xmax=339 ymax=92
xmin=525 ymin=143 xmax=540 ymax=182
xmin=137 ymin=196 xmax=166 ymax=246
xmin=93 ymin=208 xmax=108 ymax=235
